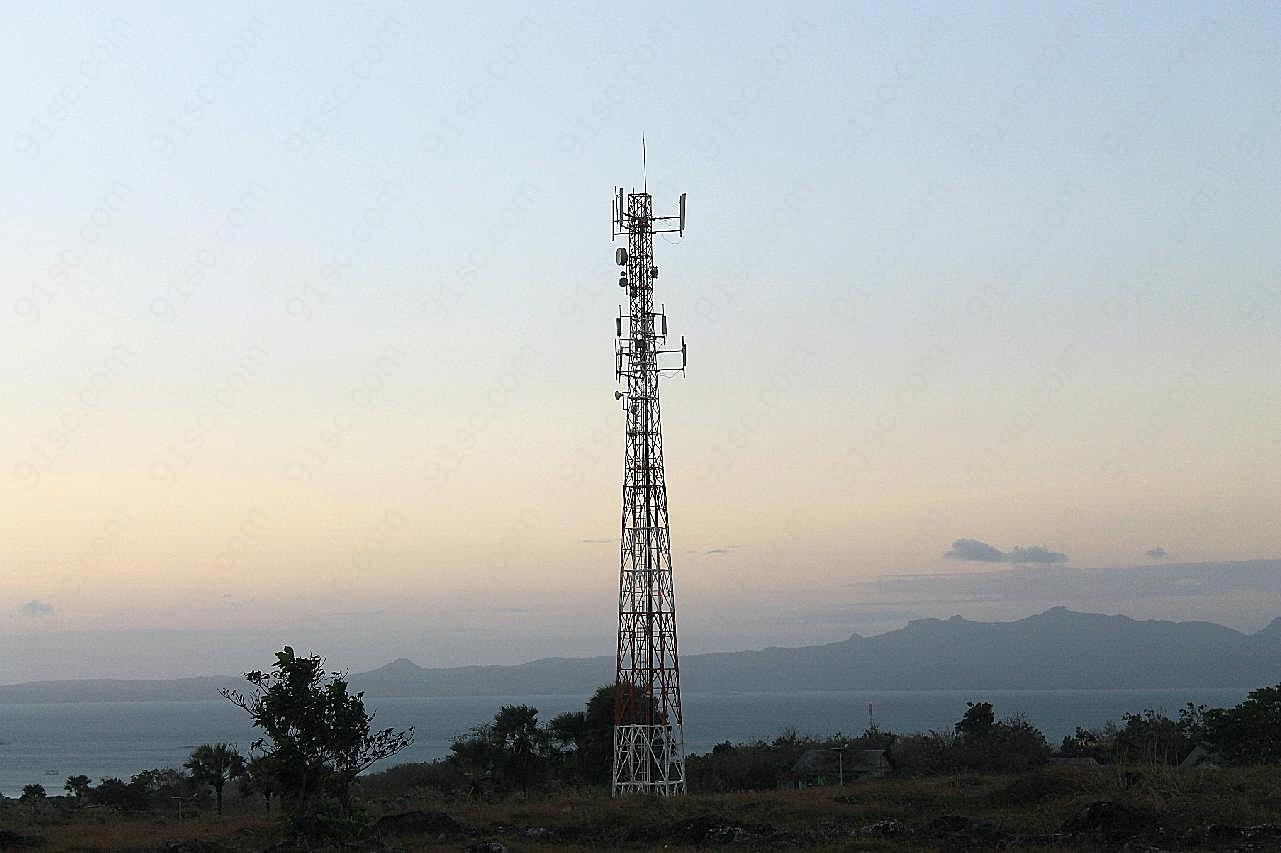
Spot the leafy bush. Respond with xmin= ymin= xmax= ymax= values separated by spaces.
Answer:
xmin=889 ymin=731 xmax=955 ymax=775
xmin=1113 ymin=710 xmax=1185 ymax=765
xmin=687 ymin=734 xmax=817 ymax=791
xmin=90 ymin=777 xmax=150 ymax=812
xmin=1060 ymin=725 xmax=1109 ymax=759
xmin=359 ymin=760 xmax=463 ymax=799
xmin=890 ymin=703 xmax=1049 ymax=774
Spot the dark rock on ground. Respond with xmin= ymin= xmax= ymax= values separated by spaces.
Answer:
xmin=1061 ymin=800 xmax=1156 ymax=844
xmin=706 ymin=824 xmax=757 ymax=844
xmin=464 ymin=842 xmax=507 ymax=853
xmin=374 ymin=809 xmax=464 ymax=837
xmin=674 ymin=815 xmax=758 ymax=845
xmin=0 ymin=829 xmax=42 ymax=850
xmin=155 ymin=841 xmax=217 ymax=853
xmin=520 ymin=824 xmax=590 ymax=841
xmin=523 ymin=823 xmax=589 ymax=842
xmin=1180 ymin=823 xmax=1281 ymax=849
xmin=668 ymin=814 xmax=841 ymax=847
xmin=1001 ymin=833 xmax=1073 ymax=848
xmin=928 ymin=814 xmax=1010 ymax=850
xmin=930 ymin=815 xmax=973 ymax=834
xmin=856 ymin=819 xmax=911 ymax=838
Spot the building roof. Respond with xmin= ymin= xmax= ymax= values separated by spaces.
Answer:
xmin=1181 ymin=744 xmax=1222 ymax=769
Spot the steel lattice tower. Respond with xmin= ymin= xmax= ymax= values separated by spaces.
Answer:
xmin=610 ymin=179 xmax=688 ymax=796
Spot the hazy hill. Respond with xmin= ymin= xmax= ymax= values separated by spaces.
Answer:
xmin=349 ymin=607 xmax=1281 ymax=696
xmin=3 ymin=608 xmax=1280 ymax=703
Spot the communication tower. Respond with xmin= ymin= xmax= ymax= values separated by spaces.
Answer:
xmin=609 ymin=166 xmax=689 ymax=796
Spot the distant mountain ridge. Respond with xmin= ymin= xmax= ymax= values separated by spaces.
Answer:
xmin=3 ymin=608 xmax=1280 ymax=704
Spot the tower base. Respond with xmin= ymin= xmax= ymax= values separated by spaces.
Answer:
xmin=612 ymin=723 xmax=687 ymax=796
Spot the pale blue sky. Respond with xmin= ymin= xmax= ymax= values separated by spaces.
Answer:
xmin=4 ymin=2 xmax=1281 ymax=679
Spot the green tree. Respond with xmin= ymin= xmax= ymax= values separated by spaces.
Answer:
xmin=222 ymin=646 xmax=414 ymax=842
xmin=1178 ymin=702 xmax=1208 ymax=741
xmin=942 ymin=702 xmax=1050 ymax=772
xmin=64 ymin=774 xmax=92 ymax=801
xmin=548 ymin=684 xmax=615 ymax=785
xmin=89 ymin=773 xmax=145 ymax=809
xmin=492 ymin=704 xmax=550 ymax=794
xmin=1114 ymin=709 xmax=1192 ymax=765
xmin=184 ymin=743 xmax=246 ymax=815
xmin=548 ymin=708 xmax=588 ymax=749
xmin=1060 ymin=726 xmax=1101 ymax=757
xmin=1204 ymin=685 xmax=1281 ymax=764
xmin=854 ymin=721 xmax=896 ymax=750
xmin=448 ymin=704 xmax=551 ymax=795
xmin=955 ymin=701 xmax=995 ymax=739
xmin=448 ymin=724 xmax=505 ymax=797
xmin=19 ymin=783 xmax=46 ymax=804
xmin=90 ymin=776 xmax=149 ymax=812
xmin=983 ymin=713 xmax=1050 ymax=771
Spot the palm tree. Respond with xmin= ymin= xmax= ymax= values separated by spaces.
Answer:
xmin=241 ymin=754 xmax=277 ymax=815
xmin=184 ymin=742 xmax=246 ymax=816
xmin=63 ymin=774 xmax=91 ymax=801
xmin=491 ymin=704 xmax=548 ymax=794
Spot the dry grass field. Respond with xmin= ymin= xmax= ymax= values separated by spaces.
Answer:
xmin=5 ymin=764 xmax=1281 ymax=851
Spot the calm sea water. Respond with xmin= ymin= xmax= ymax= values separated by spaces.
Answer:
xmin=0 ymin=688 xmax=1250 ymax=797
